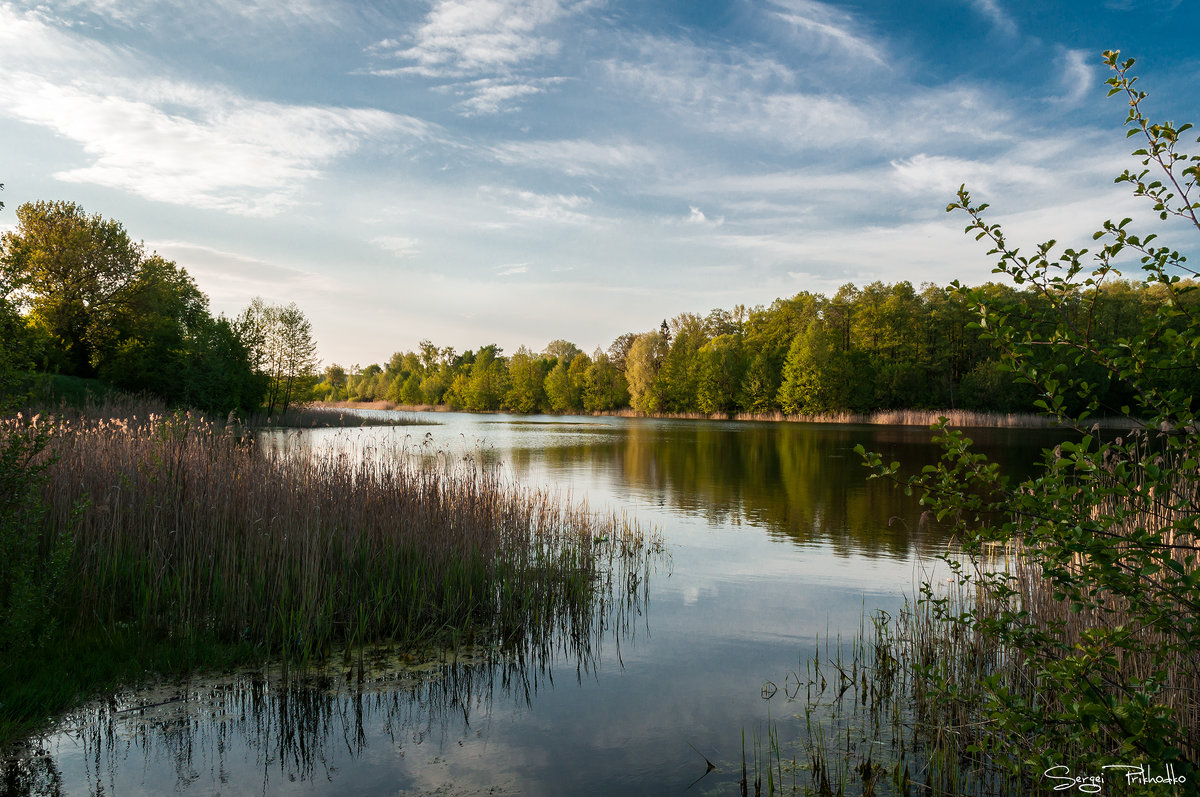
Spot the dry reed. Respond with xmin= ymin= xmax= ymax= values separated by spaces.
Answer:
xmin=13 ymin=399 xmax=657 ymax=664
xmin=599 ymin=407 xmax=1060 ymax=428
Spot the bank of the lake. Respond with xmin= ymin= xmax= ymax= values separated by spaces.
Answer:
xmin=318 ymin=399 xmax=1060 ymax=429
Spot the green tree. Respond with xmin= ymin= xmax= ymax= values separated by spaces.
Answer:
xmin=92 ymin=256 xmax=207 ymax=395
xmin=738 ymin=352 xmax=776 ymax=414
xmin=566 ymin=352 xmax=591 ymax=411
xmin=546 ymin=351 xmax=590 ymax=413
xmin=583 ymin=349 xmax=628 ymax=411
xmin=505 ymin=346 xmax=544 ymax=413
xmin=695 ymin=334 xmax=745 ymax=414
xmin=863 ymin=52 xmax=1200 ymax=780
xmin=777 ymin=321 xmax=828 ymax=414
xmin=464 ymin=345 xmax=507 ymax=411
xmin=1 ymin=201 xmax=144 ymax=376
xmin=625 ymin=330 xmax=668 ymax=414
xmin=242 ymin=299 xmax=319 ymax=415
xmin=543 ymin=339 xmax=582 ymax=366
xmin=659 ymin=313 xmax=706 ymax=412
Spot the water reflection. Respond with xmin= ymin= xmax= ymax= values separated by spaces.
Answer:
xmin=6 ymin=568 xmax=653 ymax=797
xmin=504 ymin=418 xmax=1057 ymax=559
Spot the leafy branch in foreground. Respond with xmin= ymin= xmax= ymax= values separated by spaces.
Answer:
xmin=861 ymin=50 xmax=1199 ymax=788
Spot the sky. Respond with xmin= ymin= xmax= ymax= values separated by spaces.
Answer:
xmin=1 ymin=0 xmax=1198 ymax=367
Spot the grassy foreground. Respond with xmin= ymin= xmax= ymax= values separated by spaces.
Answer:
xmin=0 ymin=398 xmax=657 ymax=747
xmin=747 ymin=533 xmax=1197 ymax=795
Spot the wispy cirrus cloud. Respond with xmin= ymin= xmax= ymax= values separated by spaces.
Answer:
xmin=964 ymin=0 xmax=1018 ymax=35
xmin=479 ymin=186 xmax=594 ymax=225
xmin=14 ymin=0 xmax=341 ymax=32
xmin=147 ymin=240 xmax=340 ymax=307
xmin=451 ymin=77 xmax=560 ymax=115
xmin=0 ymin=6 xmax=430 ymax=216
xmin=603 ymin=34 xmax=1012 ymax=154
xmin=488 ymin=138 xmax=660 ymax=176
xmin=767 ymin=0 xmax=887 ymax=66
xmin=373 ymin=236 xmax=422 ymax=257
xmin=365 ymin=0 xmax=595 ymax=114
xmin=1054 ymin=48 xmax=1096 ymax=105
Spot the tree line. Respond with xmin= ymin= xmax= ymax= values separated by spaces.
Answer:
xmin=321 ymin=278 xmax=1199 ymax=417
xmin=4 ymin=197 xmax=1195 ymax=420
xmin=0 ymin=199 xmax=317 ymax=415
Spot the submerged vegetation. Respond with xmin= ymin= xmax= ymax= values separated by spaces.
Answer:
xmin=0 ymin=397 xmax=658 ymax=746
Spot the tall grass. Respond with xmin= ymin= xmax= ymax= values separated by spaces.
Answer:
xmin=749 ymin=510 xmax=1197 ymax=795
xmin=243 ymin=404 xmax=427 ymax=428
xmin=601 ymin=407 xmax=1059 ymax=428
xmin=12 ymin=398 xmax=657 ymax=668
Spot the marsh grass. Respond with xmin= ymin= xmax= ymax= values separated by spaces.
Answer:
xmin=748 ymin=515 xmax=1197 ymax=796
xmin=0 ymin=398 xmax=657 ymax=744
xmin=602 ymin=408 xmax=1060 ymax=429
xmin=745 ymin=592 xmax=1029 ymax=796
xmin=245 ymin=405 xmax=428 ymax=428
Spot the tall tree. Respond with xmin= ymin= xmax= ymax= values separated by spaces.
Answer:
xmin=695 ymin=334 xmax=745 ymax=414
xmin=0 ymin=201 xmax=144 ymax=376
xmin=583 ymin=349 xmax=628 ymax=411
xmin=505 ymin=346 xmax=544 ymax=413
xmin=625 ymin=330 xmax=668 ymax=414
xmin=242 ymin=299 xmax=319 ymax=415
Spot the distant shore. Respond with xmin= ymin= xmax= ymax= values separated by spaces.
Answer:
xmin=316 ymin=401 xmax=1072 ymax=429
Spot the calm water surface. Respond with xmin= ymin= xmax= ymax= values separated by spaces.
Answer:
xmin=8 ymin=413 xmax=1057 ymax=796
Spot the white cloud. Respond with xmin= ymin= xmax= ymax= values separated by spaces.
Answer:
xmin=1055 ymin=48 xmax=1095 ymax=106
xmin=454 ymin=78 xmax=549 ymax=115
xmin=392 ymin=0 xmax=573 ymax=76
xmin=488 ymin=138 xmax=660 ymax=176
xmin=601 ymin=36 xmax=874 ymax=148
xmin=479 ymin=186 xmax=594 ymax=225
xmin=367 ymin=0 xmax=594 ymax=113
xmin=373 ymin=236 xmax=422 ymax=257
xmin=0 ymin=7 xmax=430 ymax=216
xmin=685 ymin=206 xmax=724 ymax=227
xmin=16 ymin=0 xmax=340 ymax=33
xmin=767 ymin=0 xmax=886 ymax=66
xmin=889 ymin=153 xmax=1052 ymax=197
xmin=603 ymin=35 xmax=1016 ymax=154
xmin=496 ymin=263 xmax=529 ymax=276
xmin=147 ymin=240 xmax=340 ymax=309
xmin=964 ymin=0 xmax=1018 ymax=36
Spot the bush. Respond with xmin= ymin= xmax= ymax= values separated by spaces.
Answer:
xmin=862 ymin=50 xmax=1199 ymax=783
xmin=0 ymin=418 xmax=74 ymax=653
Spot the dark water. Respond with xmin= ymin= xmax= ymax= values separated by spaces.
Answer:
xmin=5 ymin=414 xmax=1058 ymax=796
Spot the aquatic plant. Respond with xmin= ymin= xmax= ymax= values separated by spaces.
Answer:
xmin=0 ymin=396 xmax=658 ymax=745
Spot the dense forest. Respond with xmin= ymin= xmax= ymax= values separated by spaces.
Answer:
xmin=0 ymin=199 xmax=317 ymax=415
xmin=321 ymin=278 xmax=1200 ymax=418
xmin=3 ymin=196 xmax=1196 ymax=420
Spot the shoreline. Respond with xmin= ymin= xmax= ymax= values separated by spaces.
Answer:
xmin=315 ymin=401 xmax=1070 ymax=429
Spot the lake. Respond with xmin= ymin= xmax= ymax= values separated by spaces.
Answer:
xmin=6 ymin=412 xmax=1056 ymax=796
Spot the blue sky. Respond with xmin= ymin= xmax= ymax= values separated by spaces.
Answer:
xmin=1 ymin=0 xmax=1197 ymax=367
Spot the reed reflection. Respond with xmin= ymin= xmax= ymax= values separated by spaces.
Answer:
xmin=6 ymin=551 xmax=656 ymax=797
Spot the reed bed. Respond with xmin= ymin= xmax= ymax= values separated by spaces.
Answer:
xmin=601 ymin=407 xmax=1057 ymax=428
xmin=748 ymin=489 xmax=1198 ymax=795
xmin=10 ymin=400 xmax=658 ymax=666
xmin=244 ymin=405 xmax=426 ymax=428
xmin=745 ymin=601 xmax=1022 ymax=797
